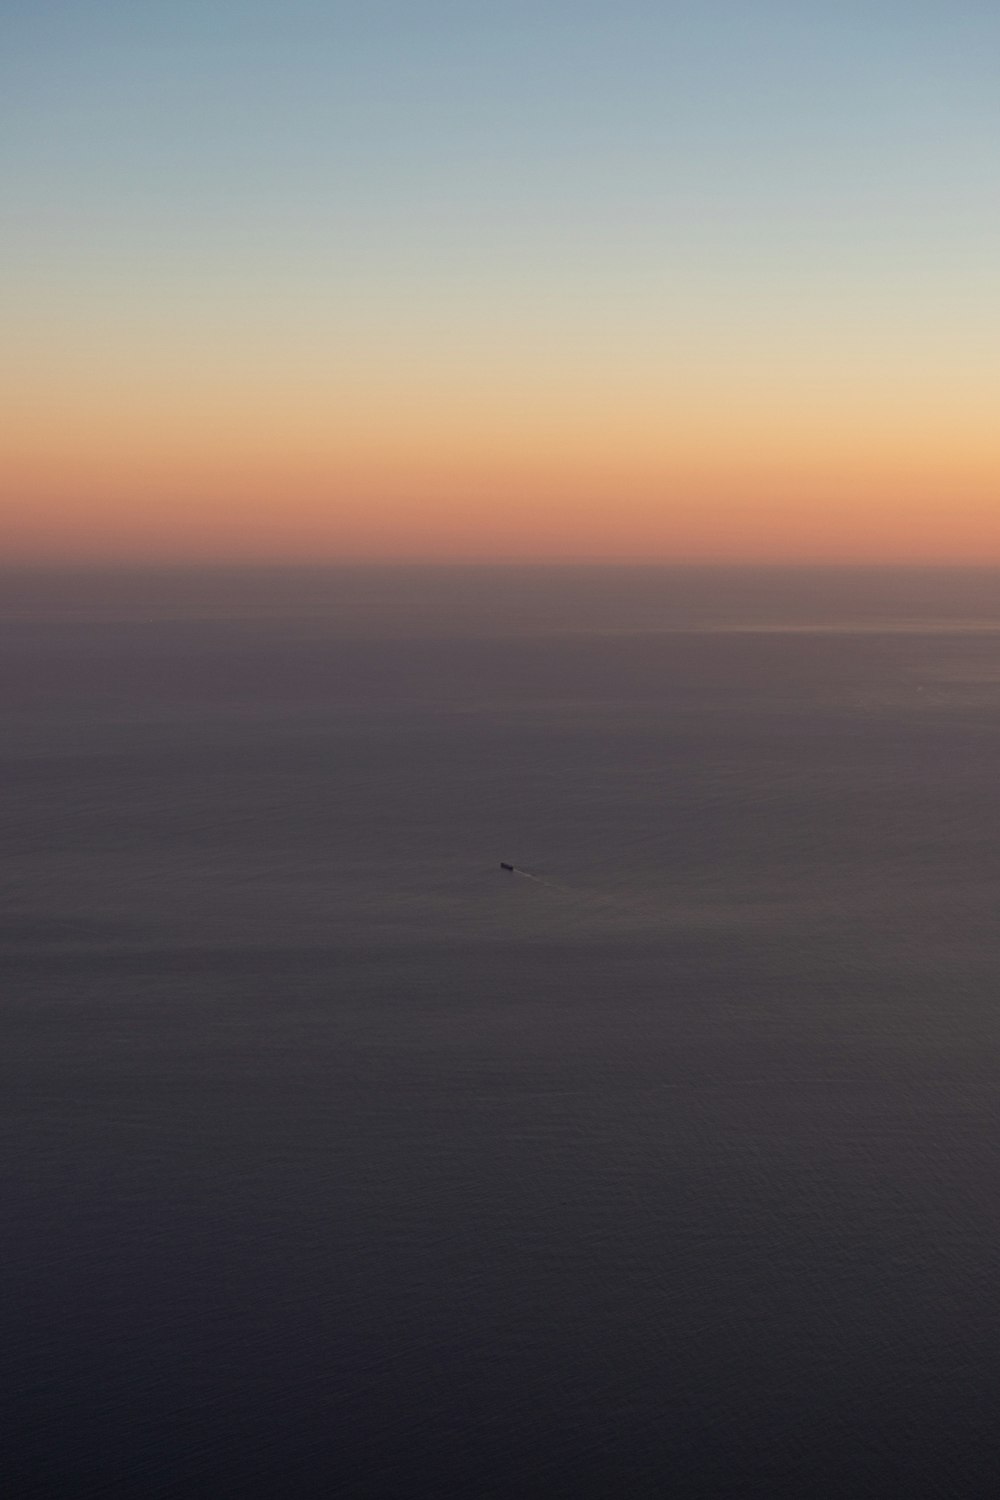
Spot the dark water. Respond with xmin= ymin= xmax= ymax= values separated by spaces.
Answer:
xmin=3 ymin=567 xmax=1000 ymax=1497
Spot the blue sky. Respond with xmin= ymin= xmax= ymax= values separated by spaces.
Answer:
xmin=2 ymin=2 xmax=998 ymax=561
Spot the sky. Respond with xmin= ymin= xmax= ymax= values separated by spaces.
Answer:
xmin=2 ymin=0 xmax=998 ymax=563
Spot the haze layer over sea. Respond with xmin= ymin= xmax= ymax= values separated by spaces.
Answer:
xmin=4 ymin=566 xmax=1000 ymax=1497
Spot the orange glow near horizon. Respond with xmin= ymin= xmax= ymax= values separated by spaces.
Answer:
xmin=3 ymin=352 xmax=999 ymax=564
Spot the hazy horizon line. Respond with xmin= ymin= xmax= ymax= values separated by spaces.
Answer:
xmin=5 ymin=557 xmax=1000 ymax=574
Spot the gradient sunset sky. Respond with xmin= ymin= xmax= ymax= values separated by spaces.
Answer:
xmin=3 ymin=1 xmax=998 ymax=562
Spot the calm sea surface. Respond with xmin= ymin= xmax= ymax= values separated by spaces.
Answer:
xmin=3 ymin=567 xmax=1000 ymax=1497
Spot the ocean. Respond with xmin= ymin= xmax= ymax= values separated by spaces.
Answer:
xmin=3 ymin=566 xmax=1000 ymax=1497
